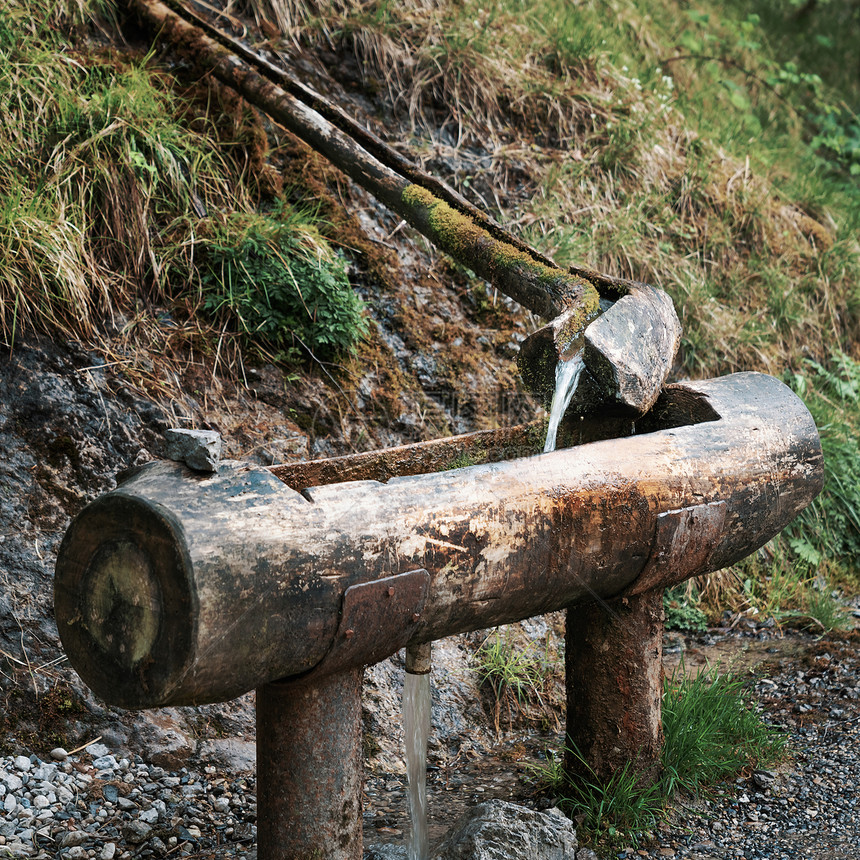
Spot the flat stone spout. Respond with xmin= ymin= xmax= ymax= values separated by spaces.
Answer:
xmin=518 ymin=282 xmax=682 ymax=415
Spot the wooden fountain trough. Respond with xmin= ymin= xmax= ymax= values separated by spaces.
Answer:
xmin=54 ymin=371 xmax=822 ymax=859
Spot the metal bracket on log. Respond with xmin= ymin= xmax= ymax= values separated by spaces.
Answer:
xmin=625 ymin=501 xmax=727 ymax=597
xmin=288 ymin=569 xmax=431 ymax=685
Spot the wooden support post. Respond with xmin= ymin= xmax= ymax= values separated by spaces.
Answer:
xmin=257 ymin=668 xmax=364 ymax=860
xmin=564 ymin=588 xmax=665 ymax=786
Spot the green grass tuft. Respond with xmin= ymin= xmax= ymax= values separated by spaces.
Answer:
xmin=196 ymin=208 xmax=368 ymax=361
xmin=660 ymin=663 xmax=787 ymax=795
xmin=539 ymin=748 xmax=663 ymax=847
xmin=0 ymin=3 xmax=237 ymax=344
xmin=536 ymin=663 xmax=786 ymax=848
xmin=475 ymin=627 xmax=563 ymax=733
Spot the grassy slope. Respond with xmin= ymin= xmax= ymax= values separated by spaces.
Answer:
xmin=1 ymin=0 xmax=859 ymax=620
xmin=286 ymin=0 xmax=860 ymax=623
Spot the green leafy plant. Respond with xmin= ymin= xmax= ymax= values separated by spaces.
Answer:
xmin=198 ymin=209 xmax=368 ymax=361
xmin=664 ymin=584 xmax=709 ymax=633
xmin=785 ymin=352 xmax=860 ymax=577
xmin=737 ymin=548 xmax=850 ymax=633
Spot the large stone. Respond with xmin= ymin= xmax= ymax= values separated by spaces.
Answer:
xmin=518 ymin=283 xmax=680 ymax=416
xmin=364 ymin=847 xmax=407 ymax=860
xmin=196 ymin=738 xmax=256 ymax=772
xmin=582 ymin=284 xmax=680 ymax=414
xmin=130 ymin=709 xmax=196 ymax=769
xmin=432 ymin=800 xmax=578 ymax=860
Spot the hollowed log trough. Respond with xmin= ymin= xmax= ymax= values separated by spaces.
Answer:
xmin=54 ymin=372 xmax=822 ymax=859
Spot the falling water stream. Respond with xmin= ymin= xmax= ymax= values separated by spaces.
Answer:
xmin=404 ymin=670 xmax=431 ymax=860
xmin=543 ymin=353 xmax=586 ymax=454
xmin=402 ymin=353 xmax=585 ymax=857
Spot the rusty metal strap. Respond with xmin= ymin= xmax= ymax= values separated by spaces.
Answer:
xmin=625 ymin=501 xmax=727 ymax=597
xmin=284 ymin=569 xmax=431 ymax=685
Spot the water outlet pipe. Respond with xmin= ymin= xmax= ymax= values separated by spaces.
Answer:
xmin=406 ymin=642 xmax=433 ymax=676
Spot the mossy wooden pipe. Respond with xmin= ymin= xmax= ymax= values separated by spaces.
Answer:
xmin=55 ymin=373 xmax=821 ymax=709
xmin=127 ymin=0 xmax=679 ymax=413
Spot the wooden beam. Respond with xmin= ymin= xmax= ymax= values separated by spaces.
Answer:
xmin=55 ymin=373 xmax=822 ymax=709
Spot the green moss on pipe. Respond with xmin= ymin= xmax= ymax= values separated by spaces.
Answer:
xmin=402 ymin=184 xmax=600 ymax=334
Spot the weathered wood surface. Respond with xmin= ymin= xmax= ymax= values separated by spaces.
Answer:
xmin=54 ymin=373 xmax=822 ymax=708
xmin=126 ymin=0 xmax=682 ymax=414
xmin=257 ymin=670 xmax=363 ymax=860
xmin=565 ymin=589 xmax=665 ymax=786
xmin=270 ymin=421 xmax=544 ymax=489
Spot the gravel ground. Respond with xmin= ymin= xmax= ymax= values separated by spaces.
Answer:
xmin=0 ymin=746 xmax=257 ymax=859
xmin=2 ymin=630 xmax=860 ymax=859
xmin=626 ymin=631 xmax=860 ymax=860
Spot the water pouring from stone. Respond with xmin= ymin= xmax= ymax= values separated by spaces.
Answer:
xmin=543 ymin=353 xmax=585 ymax=454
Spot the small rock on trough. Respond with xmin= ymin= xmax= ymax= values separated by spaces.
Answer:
xmin=165 ymin=428 xmax=222 ymax=472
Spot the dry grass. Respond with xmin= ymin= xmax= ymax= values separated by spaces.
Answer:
xmin=259 ymin=0 xmax=609 ymax=145
xmin=0 ymin=0 xmax=257 ymax=348
xmin=524 ymin=122 xmax=842 ymax=374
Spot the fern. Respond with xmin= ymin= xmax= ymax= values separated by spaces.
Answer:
xmin=785 ymin=351 xmax=860 ymax=578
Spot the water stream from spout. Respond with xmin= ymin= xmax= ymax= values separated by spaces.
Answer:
xmin=404 ymin=670 xmax=431 ymax=860
xmin=401 ymin=353 xmax=584 ymax=858
xmin=543 ymin=353 xmax=585 ymax=454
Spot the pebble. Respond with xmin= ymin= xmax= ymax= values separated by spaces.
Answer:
xmin=60 ymin=831 xmax=89 ymax=848
xmin=0 ymin=750 xmax=256 ymax=860
xmin=4 ymin=772 xmax=22 ymax=792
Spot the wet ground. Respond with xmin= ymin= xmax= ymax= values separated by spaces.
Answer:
xmin=364 ymin=735 xmax=547 ymax=846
